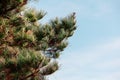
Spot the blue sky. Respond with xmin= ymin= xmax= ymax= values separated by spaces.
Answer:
xmin=28 ymin=0 xmax=120 ymax=80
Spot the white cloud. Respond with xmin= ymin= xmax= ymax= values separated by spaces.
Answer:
xmin=93 ymin=58 xmax=120 ymax=70
xmin=49 ymin=37 xmax=120 ymax=80
xmin=62 ymin=37 xmax=120 ymax=67
xmin=93 ymin=3 xmax=113 ymax=17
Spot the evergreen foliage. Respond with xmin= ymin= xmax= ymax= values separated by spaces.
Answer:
xmin=0 ymin=0 xmax=76 ymax=80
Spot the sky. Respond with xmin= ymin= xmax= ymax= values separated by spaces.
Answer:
xmin=28 ymin=0 xmax=120 ymax=80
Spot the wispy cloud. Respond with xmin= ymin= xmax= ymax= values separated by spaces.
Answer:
xmin=49 ymin=37 xmax=120 ymax=80
xmin=92 ymin=3 xmax=113 ymax=17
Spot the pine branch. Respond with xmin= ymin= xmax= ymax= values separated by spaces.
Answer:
xmin=21 ymin=69 xmax=39 ymax=80
xmin=0 ymin=0 xmax=27 ymax=16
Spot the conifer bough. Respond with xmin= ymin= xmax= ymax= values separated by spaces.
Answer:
xmin=0 ymin=0 xmax=76 ymax=80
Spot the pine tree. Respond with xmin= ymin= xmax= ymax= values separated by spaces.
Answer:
xmin=0 ymin=0 xmax=76 ymax=80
